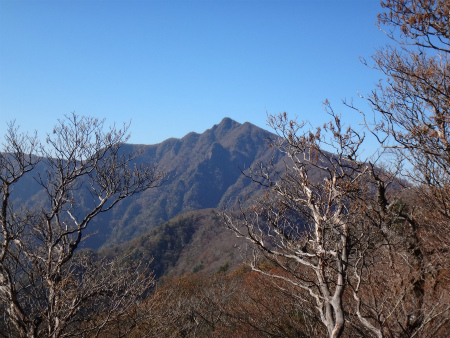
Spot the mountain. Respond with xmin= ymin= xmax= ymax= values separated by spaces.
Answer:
xmin=85 ymin=117 xmax=283 ymax=249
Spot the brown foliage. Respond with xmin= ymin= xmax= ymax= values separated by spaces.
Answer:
xmin=124 ymin=267 xmax=324 ymax=338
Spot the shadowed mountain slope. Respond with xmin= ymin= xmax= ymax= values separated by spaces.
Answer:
xmin=101 ymin=208 xmax=247 ymax=279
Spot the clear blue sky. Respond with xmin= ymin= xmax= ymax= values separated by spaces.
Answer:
xmin=0 ymin=0 xmax=391 ymax=145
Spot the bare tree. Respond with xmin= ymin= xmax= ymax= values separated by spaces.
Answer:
xmin=0 ymin=114 xmax=166 ymax=338
xmin=343 ymin=1 xmax=450 ymax=336
xmin=368 ymin=0 xmax=450 ymax=256
xmin=225 ymin=111 xmax=384 ymax=338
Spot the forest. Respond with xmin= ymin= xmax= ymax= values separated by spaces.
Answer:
xmin=1 ymin=1 xmax=450 ymax=337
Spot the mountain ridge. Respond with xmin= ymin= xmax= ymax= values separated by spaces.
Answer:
xmin=86 ymin=117 xmax=282 ymax=249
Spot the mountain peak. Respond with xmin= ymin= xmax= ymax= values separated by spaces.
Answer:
xmin=203 ymin=117 xmax=241 ymax=141
xmin=216 ymin=117 xmax=240 ymax=130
